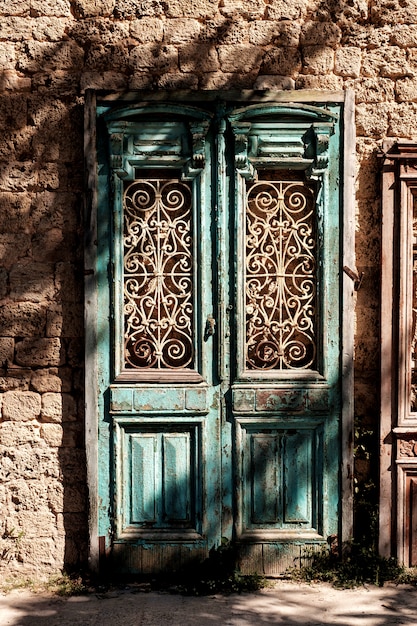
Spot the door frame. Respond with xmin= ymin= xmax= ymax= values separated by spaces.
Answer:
xmin=84 ymin=89 xmax=356 ymax=572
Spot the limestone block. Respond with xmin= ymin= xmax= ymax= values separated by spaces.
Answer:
xmin=62 ymin=482 xmax=87 ymax=512
xmin=85 ymin=43 xmax=128 ymax=71
xmin=40 ymin=423 xmax=63 ymax=447
xmin=389 ymin=103 xmax=417 ymax=138
xmin=1 ymin=0 xmax=31 ymax=15
xmin=2 ymin=447 xmax=61 ymax=481
xmin=0 ymin=302 xmax=46 ymax=337
xmin=261 ymin=47 xmax=301 ymax=75
xmin=220 ymin=0 xmax=265 ymax=19
xmin=0 ymin=163 xmax=37 ymax=192
xmin=200 ymin=71 xmax=258 ymax=89
xmin=200 ymin=18 xmax=248 ymax=44
xmin=302 ymin=46 xmax=334 ymax=75
xmin=266 ymin=0 xmax=309 ymax=20
xmin=31 ymin=192 xmax=79 ymax=233
xmin=15 ymin=338 xmax=63 ymax=368
xmin=156 ymin=73 xmax=199 ymax=89
xmin=361 ymin=47 xmax=410 ymax=78
xmin=22 ymin=536 xmax=61 ymax=567
xmin=128 ymin=73 xmax=153 ymax=89
xmin=166 ymin=0 xmax=218 ymax=18
xmin=71 ymin=0 xmax=115 ymax=17
xmin=130 ymin=17 xmax=164 ymax=43
xmin=113 ymin=0 xmax=165 ymax=19
xmin=0 ymin=369 xmax=32 ymax=393
xmin=80 ymin=71 xmax=127 ymax=93
xmin=0 ymin=235 xmax=31 ymax=272
xmin=63 ymin=423 xmax=84 ymax=448
xmin=41 ymin=392 xmax=77 ymax=423
xmin=0 ymin=422 xmax=41 ymax=445
xmin=0 ymin=193 xmax=31 ymax=234
xmin=46 ymin=304 xmax=83 ymax=339
xmin=17 ymin=41 xmax=84 ymax=73
xmin=68 ymin=19 xmax=130 ymax=45
xmin=129 ymin=44 xmax=178 ymax=72
xmin=301 ymin=21 xmax=341 ymax=47
xmin=371 ymin=0 xmax=417 ymax=26
xmin=254 ymin=75 xmax=295 ymax=90
xmin=0 ymin=268 xmax=6 ymax=300
xmin=179 ymin=44 xmax=219 ymax=72
xmin=0 ymin=94 xmax=27 ymax=131
xmin=2 ymin=391 xmax=41 ymax=422
xmin=48 ymin=484 xmax=64 ymax=515
xmin=295 ymin=75 xmax=343 ymax=90
xmin=31 ymin=228 xmax=70 ymax=263
xmin=335 ymin=47 xmax=361 ymax=78
xmin=59 ymin=449 xmax=87 ymax=483
xmin=54 ymin=263 xmax=83 ymax=303
xmin=0 ymin=72 xmax=32 ymax=92
xmin=249 ymin=21 xmax=300 ymax=47
xmin=31 ymin=0 xmax=72 ymax=17
xmin=218 ymin=44 xmax=263 ymax=73
xmin=396 ymin=77 xmax=417 ymax=103
xmin=0 ymin=43 xmax=16 ymax=70
xmin=31 ymin=17 xmax=71 ymax=41
xmin=31 ymin=368 xmax=72 ymax=393
xmin=0 ymin=17 xmax=33 ymax=41
xmin=38 ymin=164 xmax=61 ymax=190
xmin=0 ymin=338 xmax=14 ymax=366
xmin=164 ymin=19 xmax=200 ymax=44
xmin=346 ymin=77 xmax=395 ymax=103
xmin=390 ymin=25 xmax=417 ymax=47
xmin=66 ymin=338 xmax=83 ymax=368
xmin=355 ymin=103 xmax=390 ymax=138
xmin=9 ymin=262 xmax=56 ymax=303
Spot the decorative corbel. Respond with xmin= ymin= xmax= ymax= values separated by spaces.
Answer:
xmin=231 ymin=122 xmax=257 ymax=180
xmin=182 ymin=120 xmax=211 ymax=180
xmin=109 ymin=132 xmax=129 ymax=178
xmin=305 ymin=123 xmax=334 ymax=180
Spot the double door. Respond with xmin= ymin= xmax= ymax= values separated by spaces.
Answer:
xmin=88 ymin=94 xmax=348 ymax=575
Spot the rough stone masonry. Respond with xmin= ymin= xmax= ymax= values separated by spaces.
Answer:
xmin=1 ymin=0 xmax=417 ymax=579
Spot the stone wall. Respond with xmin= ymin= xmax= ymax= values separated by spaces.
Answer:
xmin=1 ymin=0 xmax=416 ymax=578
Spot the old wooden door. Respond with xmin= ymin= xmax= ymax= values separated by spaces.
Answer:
xmin=86 ymin=93 xmax=352 ymax=575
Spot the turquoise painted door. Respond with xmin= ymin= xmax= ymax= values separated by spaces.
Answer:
xmin=92 ymin=97 xmax=343 ymax=575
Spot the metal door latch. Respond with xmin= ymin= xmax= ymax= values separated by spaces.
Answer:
xmin=343 ymin=266 xmax=364 ymax=291
xmin=204 ymin=315 xmax=216 ymax=341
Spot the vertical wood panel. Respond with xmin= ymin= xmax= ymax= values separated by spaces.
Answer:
xmin=284 ymin=432 xmax=311 ymax=524
xmin=131 ymin=434 xmax=156 ymax=524
xmin=163 ymin=434 xmax=191 ymax=522
xmin=250 ymin=433 xmax=279 ymax=524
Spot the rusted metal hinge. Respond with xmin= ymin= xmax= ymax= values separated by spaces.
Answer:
xmin=343 ymin=266 xmax=364 ymax=291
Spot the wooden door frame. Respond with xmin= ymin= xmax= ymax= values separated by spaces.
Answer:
xmin=84 ymin=89 xmax=355 ymax=572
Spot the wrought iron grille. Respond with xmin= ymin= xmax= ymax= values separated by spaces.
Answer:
xmin=245 ymin=178 xmax=317 ymax=370
xmin=123 ymin=178 xmax=194 ymax=370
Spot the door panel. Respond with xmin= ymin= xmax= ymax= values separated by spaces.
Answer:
xmin=91 ymin=96 xmax=347 ymax=575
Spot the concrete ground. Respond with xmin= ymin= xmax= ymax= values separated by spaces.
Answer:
xmin=1 ymin=580 xmax=417 ymax=626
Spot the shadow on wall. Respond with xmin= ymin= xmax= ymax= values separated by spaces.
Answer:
xmin=0 ymin=0 xmax=379 ymax=576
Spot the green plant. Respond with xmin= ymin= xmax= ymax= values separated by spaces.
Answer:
xmin=288 ymin=541 xmax=404 ymax=588
xmin=0 ymin=528 xmax=24 ymax=563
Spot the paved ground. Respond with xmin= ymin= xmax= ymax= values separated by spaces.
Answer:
xmin=1 ymin=581 xmax=417 ymax=626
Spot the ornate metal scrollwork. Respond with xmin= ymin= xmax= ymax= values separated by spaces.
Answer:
xmin=245 ymin=178 xmax=317 ymax=371
xmin=123 ymin=178 xmax=194 ymax=370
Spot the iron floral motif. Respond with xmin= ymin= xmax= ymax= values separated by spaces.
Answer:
xmin=123 ymin=179 xmax=194 ymax=370
xmin=245 ymin=179 xmax=317 ymax=370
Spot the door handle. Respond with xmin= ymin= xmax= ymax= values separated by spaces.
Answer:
xmin=204 ymin=315 xmax=216 ymax=341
